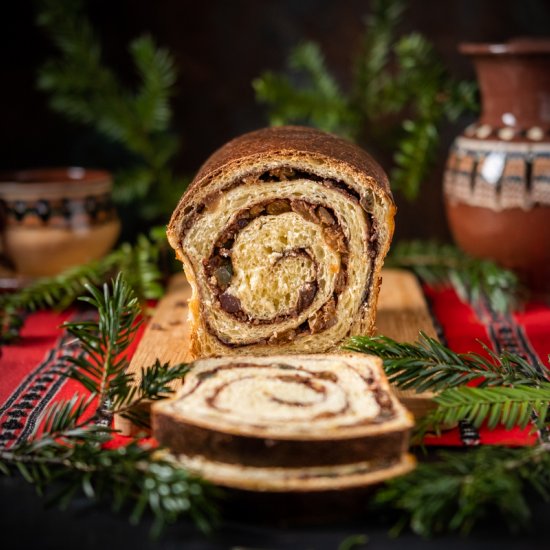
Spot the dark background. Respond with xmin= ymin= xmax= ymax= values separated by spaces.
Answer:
xmin=2 ymin=0 xmax=550 ymax=242
xmin=2 ymin=473 xmax=550 ymax=549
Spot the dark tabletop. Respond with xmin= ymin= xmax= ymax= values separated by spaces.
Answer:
xmin=1 ymin=475 xmax=549 ymax=550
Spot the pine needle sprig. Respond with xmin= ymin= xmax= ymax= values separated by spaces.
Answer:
xmin=347 ymin=332 xmax=550 ymax=437
xmin=36 ymin=0 xmax=184 ymax=220
xmin=1 ymin=275 xmax=218 ymax=535
xmin=40 ymin=394 xmax=98 ymax=438
xmin=62 ymin=273 xmax=189 ymax=430
xmin=111 ymin=361 xmax=190 ymax=430
xmin=63 ymin=273 xmax=142 ymax=410
xmin=254 ymin=0 xmax=478 ymax=200
xmin=353 ymin=0 xmax=404 ymax=118
xmin=387 ymin=240 xmax=520 ymax=313
xmin=0 ymin=230 xmax=163 ymax=345
xmin=253 ymin=42 xmax=358 ymax=139
xmin=346 ymin=332 xmax=548 ymax=393
xmin=0 ymin=438 xmax=219 ymax=537
xmin=381 ymin=33 xmax=476 ymax=199
xmin=125 ymin=232 xmax=165 ymax=301
xmin=338 ymin=533 xmax=369 ymax=550
xmin=425 ymin=384 xmax=550 ymax=433
xmin=12 ymin=395 xmax=109 ymax=463
xmin=374 ymin=444 xmax=550 ymax=537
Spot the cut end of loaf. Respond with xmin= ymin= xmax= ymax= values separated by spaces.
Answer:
xmin=167 ymin=126 xmax=395 ymax=357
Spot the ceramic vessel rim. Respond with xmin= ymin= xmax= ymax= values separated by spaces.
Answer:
xmin=460 ymin=38 xmax=550 ymax=56
xmin=0 ymin=167 xmax=112 ymax=186
xmin=0 ymin=167 xmax=113 ymax=198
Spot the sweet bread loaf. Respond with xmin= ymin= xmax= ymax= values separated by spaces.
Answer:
xmin=167 ymin=126 xmax=396 ymax=357
xmin=152 ymin=353 xmax=414 ymax=492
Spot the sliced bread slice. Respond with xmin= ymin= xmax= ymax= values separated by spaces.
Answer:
xmin=152 ymin=353 xmax=414 ymax=492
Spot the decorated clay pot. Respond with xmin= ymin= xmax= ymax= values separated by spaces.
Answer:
xmin=0 ymin=168 xmax=120 ymax=277
xmin=444 ymin=39 xmax=550 ymax=296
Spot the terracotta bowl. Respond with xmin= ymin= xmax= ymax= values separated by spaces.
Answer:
xmin=0 ymin=168 xmax=120 ymax=277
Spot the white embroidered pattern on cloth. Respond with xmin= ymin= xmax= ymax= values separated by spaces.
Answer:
xmin=0 ymin=312 xmax=92 ymax=449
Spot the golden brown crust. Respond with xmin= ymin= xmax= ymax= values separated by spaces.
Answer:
xmin=192 ymin=126 xmax=392 ymax=196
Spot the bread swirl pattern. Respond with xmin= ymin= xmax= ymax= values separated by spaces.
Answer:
xmin=168 ymin=126 xmax=395 ymax=356
xmin=152 ymin=354 xmax=414 ymax=492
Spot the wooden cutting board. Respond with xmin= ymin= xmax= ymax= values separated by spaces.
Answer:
xmin=114 ymin=268 xmax=437 ymax=435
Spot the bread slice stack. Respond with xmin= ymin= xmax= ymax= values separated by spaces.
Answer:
xmin=152 ymin=353 xmax=414 ymax=492
xmin=156 ymin=127 xmax=412 ymax=493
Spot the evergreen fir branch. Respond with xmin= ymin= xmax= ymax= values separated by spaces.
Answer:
xmin=0 ymin=230 xmax=164 ymax=345
xmin=36 ymin=0 xmax=183 ymax=220
xmin=63 ymin=273 xmax=142 ymax=408
xmin=41 ymin=394 xmax=97 ymax=436
xmin=0 ymin=274 xmax=219 ymax=535
xmin=425 ymin=384 xmax=550 ymax=432
xmin=62 ymin=274 xmax=188 ymax=428
xmin=0 ymin=438 xmax=219 ymax=536
xmin=113 ymin=166 xmax=156 ymax=203
xmin=137 ymin=361 xmax=189 ymax=400
xmin=387 ymin=240 xmax=519 ymax=313
xmin=392 ymin=33 xmax=445 ymax=103
xmin=288 ymin=42 xmax=358 ymax=136
xmin=392 ymin=118 xmax=439 ymax=200
xmin=131 ymin=35 xmax=177 ymax=134
xmin=347 ymin=332 xmax=549 ymax=437
xmin=345 ymin=332 xmax=549 ymax=393
xmin=386 ymin=32 xmax=477 ymax=197
xmin=353 ymin=0 xmax=405 ymax=117
xmin=253 ymin=0 xmax=478 ymax=200
xmin=253 ymin=42 xmax=358 ymax=139
xmin=444 ymin=79 xmax=479 ymax=122
xmin=112 ymin=361 xmax=190 ymax=430
xmin=374 ymin=444 xmax=550 ymax=537
xmin=37 ymin=0 xmax=132 ymax=142
xmin=338 ymin=534 xmax=369 ymax=550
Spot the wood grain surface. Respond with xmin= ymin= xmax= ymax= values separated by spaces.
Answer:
xmin=114 ymin=268 xmax=437 ymax=435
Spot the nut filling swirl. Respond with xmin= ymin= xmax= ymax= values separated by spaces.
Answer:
xmin=181 ymin=170 xmax=375 ymax=349
xmin=203 ymin=198 xmax=349 ymax=331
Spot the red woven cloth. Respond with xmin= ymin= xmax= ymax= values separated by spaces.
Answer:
xmin=424 ymin=287 xmax=549 ymax=445
xmin=1 ymin=286 xmax=549 ymax=448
